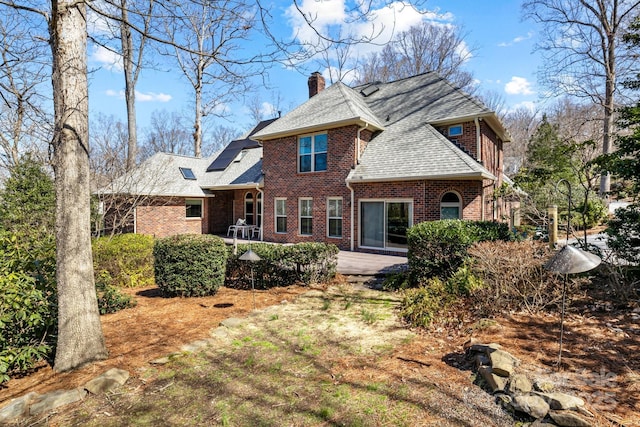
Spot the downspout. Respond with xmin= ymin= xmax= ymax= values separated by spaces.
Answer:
xmin=256 ymin=183 xmax=263 ymax=241
xmin=133 ymin=206 xmax=137 ymax=234
xmin=356 ymin=124 xmax=368 ymax=165
xmin=474 ymin=117 xmax=482 ymax=163
xmin=346 ymin=180 xmax=355 ymax=252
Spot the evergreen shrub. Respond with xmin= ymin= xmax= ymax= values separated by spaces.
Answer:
xmin=226 ymin=242 xmax=338 ymax=288
xmin=154 ymin=234 xmax=228 ymax=297
xmin=93 ymin=233 xmax=155 ymax=288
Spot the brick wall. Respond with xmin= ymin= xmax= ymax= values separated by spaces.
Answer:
xmin=262 ymin=126 xmax=359 ymax=250
xmin=135 ymin=197 xmax=208 ymax=238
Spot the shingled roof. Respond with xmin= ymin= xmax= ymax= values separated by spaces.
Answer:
xmin=253 ymin=72 xmax=506 ymax=183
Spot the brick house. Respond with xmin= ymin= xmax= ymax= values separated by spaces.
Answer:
xmin=102 ymin=72 xmax=513 ymax=253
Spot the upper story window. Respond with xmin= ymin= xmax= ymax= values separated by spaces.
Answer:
xmin=448 ymin=125 xmax=463 ymax=137
xmin=299 ymin=133 xmax=327 ymax=173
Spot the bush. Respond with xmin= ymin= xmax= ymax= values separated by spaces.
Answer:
xmin=605 ymin=204 xmax=640 ymax=266
xmin=93 ymin=234 xmax=155 ymax=288
xmin=0 ymin=272 xmax=54 ymax=384
xmin=399 ymin=278 xmax=452 ymax=328
xmin=95 ymin=272 xmax=137 ymax=314
xmin=407 ymin=220 xmax=514 ymax=281
xmin=154 ymin=234 xmax=228 ymax=297
xmin=226 ymin=242 xmax=338 ymax=289
xmin=466 ymin=241 xmax=574 ymax=314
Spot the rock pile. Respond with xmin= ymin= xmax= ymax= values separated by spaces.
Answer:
xmin=466 ymin=342 xmax=595 ymax=427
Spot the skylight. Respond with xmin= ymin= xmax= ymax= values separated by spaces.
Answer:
xmin=179 ymin=167 xmax=196 ymax=180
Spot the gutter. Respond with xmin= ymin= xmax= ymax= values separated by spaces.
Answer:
xmin=474 ymin=117 xmax=482 ymax=163
xmin=346 ymin=180 xmax=355 ymax=252
xmin=256 ymin=183 xmax=263 ymax=241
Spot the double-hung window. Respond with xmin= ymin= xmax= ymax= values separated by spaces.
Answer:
xmin=299 ymin=198 xmax=313 ymax=235
xmin=299 ymin=133 xmax=327 ymax=173
xmin=275 ymin=198 xmax=287 ymax=233
xmin=327 ymin=198 xmax=342 ymax=238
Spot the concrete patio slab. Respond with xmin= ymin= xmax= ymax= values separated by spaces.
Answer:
xmin=337 ymin=251 xmax=408 ymax=276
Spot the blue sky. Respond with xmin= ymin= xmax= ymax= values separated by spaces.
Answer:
xmin=87 ymin=0 xmax=541 ymax=137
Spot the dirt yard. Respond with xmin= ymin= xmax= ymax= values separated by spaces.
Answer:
xmin=1 ymin=276 xmax=639 ymax=426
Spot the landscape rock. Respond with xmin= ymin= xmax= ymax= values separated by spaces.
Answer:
xmin=535 ymin=392 xmax=585 ymax=410
xmin=548 ymin=409 xmax=593 ymax=426
xmin=29 ymin=388 xmax=87 ymax=416
xmin=474 ymin=353 xmax=490 ymax=370
xmin=509 ymin=374 xmax=532 ymax=394
xmin=478 ymin=366 xmax=508 ymax=393
xmin=533 ymin=379 xmax=556 ymax=393
xmin=181 ymin=338 xmax=216 ymax=353
xmin=511 ymin=394 xmax=550 ymax=419
xmin=531 ymin=420 xmax=559 ymax=427
xmin=220 ymin=317 xmax=246 ymax=328
xmin=0 ymin=392 xmax=38 ymax=422
xmin=84 ymin=368 xmax=130 ymax=395
xmin=489 ymin=349 xmax=517 ymax=377
xmin=468 ymin=342 xmax=502 ymax=355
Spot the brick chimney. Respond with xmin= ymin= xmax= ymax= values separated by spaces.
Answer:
xmin=308 ymin=72 xmax=325 ymax=98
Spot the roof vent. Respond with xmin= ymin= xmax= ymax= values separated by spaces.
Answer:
xmin=360 ymin=85 xmax=379 ymax=97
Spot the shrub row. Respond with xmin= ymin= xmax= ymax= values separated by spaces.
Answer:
xmin=225 ymin=242 xmax=339 ymax=289
xmin=407 ymin=220 xmax=514 ymax=281
xmin=399 ymin=241 xmax=576 ymax=329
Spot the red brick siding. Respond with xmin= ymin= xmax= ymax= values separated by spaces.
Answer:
xmin=135 ymin=197 xmax=208 ymax=237
xmin=262 ymin=126 xmax=359 ymax=249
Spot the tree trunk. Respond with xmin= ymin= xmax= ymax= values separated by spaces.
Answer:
xmin=121 ymin=0 xmax=138 ymax=170
xmin=50 ymin=0 xmax=107 ymax=372
xmin=194 ymin=83 xmax=202 ymax=157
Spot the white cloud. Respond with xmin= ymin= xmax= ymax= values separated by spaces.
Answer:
xmin=508 ymin=100 xmax=537 ymax=113
xmin=91 ymin=46 xmax=122 ymax=71
xmin=260 ymin=101 xmax=277 ymax=118
xmin=286 ymin=0 xmax=456 ymax=59
xmin=498 ymin=31 xmax=534 ymax=47
xmin=105 ymin=89 xmax=172 ymax=102
xmin=505 ymin=76 xmax=534 ymax=95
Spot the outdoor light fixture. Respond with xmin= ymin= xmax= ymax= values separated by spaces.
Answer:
xmin=543 ymin=179 xmax=601 ymax=369
xmin=239 ymin=234 xmax=261 ymax=309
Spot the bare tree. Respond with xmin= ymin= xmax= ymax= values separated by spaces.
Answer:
xmin=0 ymin=15 xmax=51 ymax=171
xmin=502 ymin=107 xmax=540 ymax=175
xmin=139 ymin=109 xmax=191 ymax=160
xmin=160 ymin=0 xmax=258 ymax=157
xmin=353 ymin=22 xmax=476 ymax=91
xmin=522 ymin=0 xmax=640 ymax=194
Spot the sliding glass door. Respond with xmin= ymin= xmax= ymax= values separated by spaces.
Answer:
xmin=360 ymin=200 xmax=412 ymax=250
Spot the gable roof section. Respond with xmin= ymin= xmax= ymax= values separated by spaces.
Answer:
xmin=347 ymin=73 xmax=498 ymax=182
xmin=199 ymin=147 xmax=264 ymax=190
xmin=252 ymin=83 xmax=385 ymax=140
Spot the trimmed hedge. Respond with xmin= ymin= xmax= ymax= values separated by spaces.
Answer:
xmin=408 ymin=220 xmax=514 ymax=281
xmin=226 ymin=242 xmax=338 ymax=289
xmin=92 ymin=233 xmax=155 ymax=288
xmin=153 ymin=234 xmax=228 ymax=297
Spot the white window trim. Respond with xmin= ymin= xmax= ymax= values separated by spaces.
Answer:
xmin=298 ymin=132 xmax=328 ymax=173
xmin=244 ymin=192 xmax=254 ymax=225
xmin=299 ymin=197 xmax=313 ymax=236
xmin=185 ymin=198 xmax=203 ymax=219
xmin=448 ymin=124 xmax=463 ymax=137
xmin=358 ymin=198 xmax=413 ymax=252
xmin=326 ymin=197 xmax=343 ymax=239
xmin=440 ymin=191 xmax=462 ymax=220
xmin=275 ymin=197 xmax=287 ymax=234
